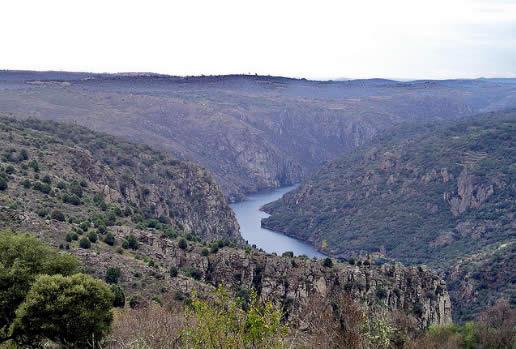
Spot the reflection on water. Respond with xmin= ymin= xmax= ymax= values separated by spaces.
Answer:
xmin=230 ymin=186 xmax=325 ymax=258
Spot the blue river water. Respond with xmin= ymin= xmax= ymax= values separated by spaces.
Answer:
xmin=230 ymin=186 xmax=325 ymax=258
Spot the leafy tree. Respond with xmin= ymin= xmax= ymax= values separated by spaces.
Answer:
xmin=105 ymin=267 xmax=121 ymax=284
xmin=0 ymin=231 xmax=78 ymax=342
xmin=9 ymin=274 xmax=113 ymax=347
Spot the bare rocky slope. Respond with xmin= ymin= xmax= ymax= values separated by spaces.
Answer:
xmin=0 ymin=117 xmax=451 ymax=332
xmin=1 ymin=71 xmax=516 ymax=201
xmin=263 ymin=110 xmax=516 ymax=320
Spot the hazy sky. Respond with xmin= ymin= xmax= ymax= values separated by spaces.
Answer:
xmin=1 ymin=0 xmax=515 ymax=79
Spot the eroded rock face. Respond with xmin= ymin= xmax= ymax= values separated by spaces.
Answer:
xmin=125 ymin=229 xmax=452 ymax=330
xmin=447 ymin=170 xmax=495 ymax=216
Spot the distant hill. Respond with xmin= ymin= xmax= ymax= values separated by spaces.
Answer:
xmin=263 ymin=110 xmax=516 ymax=320
xmin=1 ymin=71 xmax=516 ymax=201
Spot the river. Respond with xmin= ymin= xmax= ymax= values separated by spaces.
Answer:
xmin=230 ymin=186 xmax=325 ymax=258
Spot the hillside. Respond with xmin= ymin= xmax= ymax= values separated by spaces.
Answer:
xmin=0 ymin=117 xmax=451 ymax=340
xmin=1 ymin=71 xmax=516 ymax=201
xmin=263 ymin=110 xmax=516 ymax=319
xmin=0 ymin=116 xmax=240 ymax=242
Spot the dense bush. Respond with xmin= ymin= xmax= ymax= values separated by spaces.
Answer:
xmin=178 ymin=238 xmax=188 ymax=250
xmin=104 ymin=232 xmax=115 ymax=246
xmin=62 ymin=193 xmax=81 ymax=205
xmin=50 ymin=210 xmax=65 ymax=222
xmin=169 ymin=266 xmax=179 ymax=277
xmin=0 ymin=177 xmax=7 ymax=191
xmin=32 ymin=181 xmax=51 ymax=194
xmin=79 ymin=237 xmax=91 ymax=249
xmin=323 ymin=257 xmax=334 ymax=268
xmin=111 ymin=284 xmax=126 ymax=308
xmin=87 ymin=231 xmax=98 ymax=243
xmin=126 ymin=234 xmax=139 ymax=250
xmin=282 ymin=251 xmax=294 ymax=258
xmin=105 ymin=267 xmax=122 ymax=284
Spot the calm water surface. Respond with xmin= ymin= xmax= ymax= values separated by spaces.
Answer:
xmin=230 ymin=186 xmax=325 ymax=258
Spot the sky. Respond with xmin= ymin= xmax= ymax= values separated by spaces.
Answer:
xmin=1 ymin=0 xmax=516 ymax=80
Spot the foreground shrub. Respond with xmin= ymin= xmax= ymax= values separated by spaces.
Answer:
xmin=182 ymin=286 xmax=287 ymax=348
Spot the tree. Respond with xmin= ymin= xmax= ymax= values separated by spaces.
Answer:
xmin=9 ymin=274 xmax=113 ymax=347
xmin=0 ymin=231 xmax=79 ymax=342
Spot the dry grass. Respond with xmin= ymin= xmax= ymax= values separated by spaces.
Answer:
xmin=105 ymin=301 xmax=185 ymax=349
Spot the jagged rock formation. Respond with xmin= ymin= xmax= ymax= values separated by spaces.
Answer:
xmin=0 ymin=116 xmax=240 ymax=242
xmin=134 ymin=229 xmax=452 ymax=330
xmin=1 ymin=71 xmax=516 ymax=200
xmin=263 ymin=110 xmax=515 ymax=320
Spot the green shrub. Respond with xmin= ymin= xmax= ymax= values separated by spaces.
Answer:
xmin=29 ymin=160 xmax=39 ymax=172
xmin=0 ymin=177 xmax=7 ymax=191
xmin=104 ymin=232 xmax=115 ymax=246
xmin=170 ymin=266 xmax=179 ymax=277
xmin=178 ymin=238 xmax=188 ymax=250
xmin=105 ymin=267 xmax=121 ymax=284
xmin=126 ymin=234 xmax=138 ymax=250
xmin=50 ymin=210 xmax=65 ymax=222
xmin=323 ymin=257 xmax=334 ymax=268
xmin=282 ymin=251 xmax=294 ymax=258
xmin=87 ymin=231 xmax=98 ymax=243
xmin=181 ymin=286 xmax=287 ymax=348
xmin=62 ymin=193 xmax=81 ymax=205
xmin=5 ymin=165 xmax=15 ymax=175
xmin=21 ymin=179 xmax=31 ymax=189
xmin=41 ymin=175 xmax=52 ymax=184
xmin=79 ymin=237 xmax=91 ymax=249
xmin=111 ymin=284 xmax=125 ymax=308
xmin=201 ymin=248 xmax=209 ymax=256
xmin=33 ymin=181 xmax=51 ymax=194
